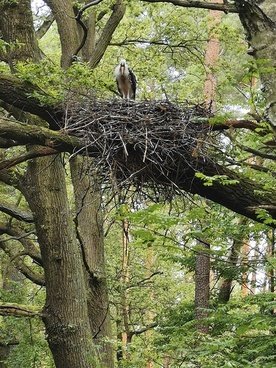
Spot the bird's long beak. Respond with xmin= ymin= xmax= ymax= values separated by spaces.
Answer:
xmin=120 ymin=65 xmax=125 ymax=74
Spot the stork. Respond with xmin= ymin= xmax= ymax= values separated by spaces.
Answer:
xmin=114 ymin=59 xmax=137 ymax=100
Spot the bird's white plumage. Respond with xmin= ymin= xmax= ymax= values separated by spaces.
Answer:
xmin=114 ymin=59 xmax=136 ymax=100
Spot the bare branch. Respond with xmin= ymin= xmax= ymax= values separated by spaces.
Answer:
xmin=238 ymin=144 xmax=276 ymax=161
xmin=0 ymin=302 xmax=43 ymax=317
xmin=0 ymin=200 xmax=33 ymax=223
xmin=140 ymin=0 xmax=238 ymax=13
xmin=211 ymin=119 xmax=262 ymax=132
xmin=36 ymin=12 xmax=55 ymax=39
xmin=89 ymin=1 xmax=126 ymax=69
xmin=0 ymin=147 xmax=58 ymax=170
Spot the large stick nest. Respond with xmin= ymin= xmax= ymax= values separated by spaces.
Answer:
xmin=63 ymin=98 xmax=212 ymax=191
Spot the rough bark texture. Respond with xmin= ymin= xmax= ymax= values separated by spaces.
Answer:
xmin=70 ymin=156 xmax=114 ymax=367
xmin=195 ymin=241 xmax=210 ymax=334
xmin=0 ymin=0 xmax=41 ymax=68
xmin=0 ymin=2 xmax=114 ymax=362
xmin=89 ymin=1 xmax=126 ymax=69
xmin=45 ymin=0 xmax=80 ymax=68
xmin=235 ymin=0 xmax=276 ymax=134
xmin=24 ymin=155 xmax=99 ymax=368
xmin=0 ymin=75 xmax=61 ymax=129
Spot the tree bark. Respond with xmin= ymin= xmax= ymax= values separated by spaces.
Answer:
xmin=45 ymin=0 xmax=80 ymax=68
xmin=70 ymin=156 xmax=114 ymax=367
xmin=0 ymin=0 xmax=41 ymax=68
xmin=89 ymin=1 xmax=126 ymax=69
xmin=24 ymin=155 xmax=100 ymax=368
xmin=140 ymin=0 xmax=238 ymax=13
xmin=195 ymin=240 xmax=210 ymax=334
xmin=235 ymin=0 xmax=276 ymax=135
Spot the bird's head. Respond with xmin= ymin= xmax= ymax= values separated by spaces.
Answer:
xmin=120 ymin=59 xmax=126 ymax=74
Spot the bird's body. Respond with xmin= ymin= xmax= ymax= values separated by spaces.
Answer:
xmin=114 ymin=59 xmax=137 ymax=100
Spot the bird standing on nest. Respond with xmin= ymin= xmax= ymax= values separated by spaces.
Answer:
xmin=114 ymin=59 xmax=137 ymax=100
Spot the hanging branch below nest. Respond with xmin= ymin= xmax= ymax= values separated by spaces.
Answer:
xmin=61 ymin=98 xmax=276 ymax=225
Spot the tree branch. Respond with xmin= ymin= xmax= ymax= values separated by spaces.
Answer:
xmin=0 ymin=120 xmax=88 ymax=155
xmin=36 ymin=12 xmax=55 ymax=39
xmin=0 ymin=200 xmax=33 ymax=223
xmin=0 ymin=74 xmax=62 ymax=129
xmin=140 ymin=0 xmax=238 ymax=13
xmin=0 ymin=223 xmax=44 ymax=284
xmin=0 ymin=147 xmax=58 ymax=170
xmin=89 ymin=1 xmax=126 ymax=69
xmin=211 ymin=119 xmax=262 ymax=132
xmin=0 ymin=302 xmax=43 ymax=317
xmin=238 ymin=144 xmax=276 ymax=161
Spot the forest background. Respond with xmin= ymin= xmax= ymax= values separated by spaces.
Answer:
xmin=0 ymin=0 xmax=275 ymax=367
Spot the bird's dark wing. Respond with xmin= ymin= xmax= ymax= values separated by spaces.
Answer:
xmin=128 ymin=68 xmax=137 ymax=100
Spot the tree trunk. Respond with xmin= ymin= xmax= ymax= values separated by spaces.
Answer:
xmin=24 ymin=154 xmax=99 ymax=368
xmin=45 ymin=0 xmax=80 ymax=68
xmin=0 ymin=0 xmax=41 ymax=69
xmin=236 ymin=0 xmax=276 ymax=135
xmin=241 ymin=237 xmax=249 ymax=297
xmin=194 ymin=241 xmax=210 ymax=334
xmin=218 ymin=238 xmax=240 ymax=303
xmin=117 ymin=217 xmax=131 ymax=362
xmin=70 ymin=156 xmax=114 ymax=367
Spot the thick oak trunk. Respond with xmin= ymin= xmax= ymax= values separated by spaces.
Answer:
xmin=24 ymin=155 xmax=99 ymax=368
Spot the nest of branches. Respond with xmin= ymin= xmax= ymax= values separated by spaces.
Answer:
xmin=63 ymin=98 xmax=212 ymax=193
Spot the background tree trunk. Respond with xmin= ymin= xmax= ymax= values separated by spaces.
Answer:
xmin=195 ymin=240 xmax=210 ymax=334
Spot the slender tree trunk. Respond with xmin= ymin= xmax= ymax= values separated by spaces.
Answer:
xmin=195 ymin=2 xmax=223 ymax=332
xmin=218 ymin=238 xmax=240 ymax=303
xmin=195 ymin=240 xmax=210 ymax=334
xmin=250 ymin=241 xmax=260 ymax=294
xmin=145 ymin=245 xmax=155 ymax=368
xmin=117 ymin=217 xmax=131 ymax=362
xmin=241 ymin=239 xmax=249 ymax=297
